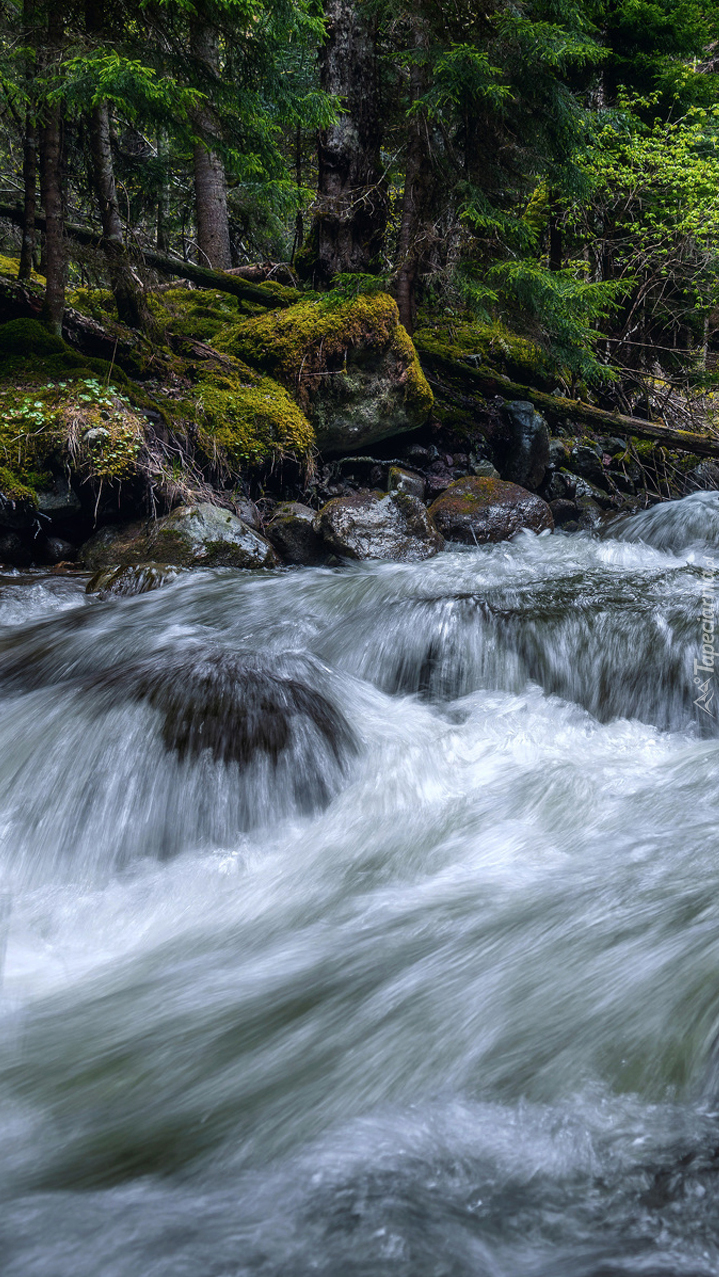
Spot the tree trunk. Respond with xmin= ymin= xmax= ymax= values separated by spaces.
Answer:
xmin=18 ymin=0 xmax=37 ymax=281
xmin=88 ymin=99 xmax=151 ymax=328
xmin=39 ymin=6 xmax=65 ymax=336
xmin=309 ymin=0 xmax=387 ymax=282
xmin=190 ymin=19 xmax=232 ymax=270
xmin=156 ymin=129 xmax=171 ymax=252
xmin=394 ymin=18 xmax=432 ymax=334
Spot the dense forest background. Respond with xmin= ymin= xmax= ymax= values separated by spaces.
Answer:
xmin=2 ymin=0 xmax=719 ymax=418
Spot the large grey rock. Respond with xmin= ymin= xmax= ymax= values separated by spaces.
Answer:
xmin=80 ymin=503 xmax=279 ymax=571
xmin=315 ymin=491 xmax=444 ymax=562
xmin=501 ymin=400 xmax=550 ymax=490
xmin=266 ymin=503 xmax=326 ymax=565
xmin=428 ymin=477 xmax=553 ymax=544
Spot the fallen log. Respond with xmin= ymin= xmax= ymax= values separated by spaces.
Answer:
xmin=416 ymin=336 xmax=719 ymax=460
xmin=0 ymin=203 xmax=297 ymax=309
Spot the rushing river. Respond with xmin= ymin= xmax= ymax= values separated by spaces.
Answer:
xmin=4 ymin=492 xmax=719 ymax=1274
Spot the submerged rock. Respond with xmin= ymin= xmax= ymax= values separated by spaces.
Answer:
xmin=86 ymin=563 xmax=184 ymax=599
xmin=80 ymin=503 xmax=279 ymax=572
xmin=90 ymin=648 xmax=358 ymax=821
xmin=428 ymin=477 xmax=554 ymax=544
xmin=266 ymin=502 xmax=326 ymax=566
xmin=315 ymin=490 xmax=444 ymax=562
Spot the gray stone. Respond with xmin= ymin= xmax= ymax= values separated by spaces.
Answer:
xmin=315 ymin=490 xmax=444 ymax=562
xmin=233 ymin=496 xmax=262 ymax=531
xmin=80 ymin=503 xmax=279 ymax=572
xmin=501 ymin=400 xmax=550 ymax=489
xmin=39 ymin=536 xmax=76 ymax=565
xmin=569 ymin=442 xmax=608 ymax=488
xmin=267 ymin=503 xmax=326 ymax=565
xmin=36 ymin=480 xmax=82 ymax=521
xmin=388 ymin=466 xmax=425 ymax=500
xmin=428 ymin=477 xmax=554 ymax=544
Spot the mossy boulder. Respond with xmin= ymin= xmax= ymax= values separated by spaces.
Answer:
xmin=218 ymin=293 xmax=433 ymax=455
xmin=315 ymin=490 xmax=444 ymax=562
xmin=189 ymin=369 xmax=313 ymax=470
xmin=428 ymin=477 xmax=554 ymax=544
xmin=80 ymin=503 xmax=279 ymax=571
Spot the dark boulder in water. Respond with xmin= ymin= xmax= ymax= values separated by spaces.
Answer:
xmin=266 ymin=502 xmax=327 ymax=566
xmin=89 ymin=648 xmax=358 ymax=816
xmin=428 ymin=476 xmax=553 ymax=544
xmin=86 ymin=562 xmax=184 ymax=599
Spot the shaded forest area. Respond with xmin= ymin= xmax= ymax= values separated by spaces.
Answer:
xmin=2 ymin=0 xmax=719 ymax=568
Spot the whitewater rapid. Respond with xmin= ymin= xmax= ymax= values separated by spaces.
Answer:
xmin=2 ymin=493 xmax=719 ymax=1274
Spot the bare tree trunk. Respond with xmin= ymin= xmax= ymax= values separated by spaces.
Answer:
xmin=190 ymin=20 xmax=232 ymax=270
xmin=309 ymin=0 xmax=387 ymax=282
xmin=18 ymin=0 xmax=37 ymax=281
xmin=88 ymin=99 xmax=151 ymax=328
xmin=394 ymin=18 xmax=432 ymax=334
xmin=156 ymin=128 xmax=171 ymax=252
xmin=39 ymin=10 xmax=65 ymax=335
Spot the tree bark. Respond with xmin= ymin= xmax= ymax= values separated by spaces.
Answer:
xmin=190 ymin=19 xmax=232 ymax=270
xmin=88 ymin=99 xmax=152 ymax=328
xmin=39 ymin=7 xmax=65 ymax=336
xmin=309 ymin=0 xmax=387 ymax=282
xmin=18 ymin=0 xmax=37 ymax=281
xmin=394 ymin=17 xmax=432 ymax=334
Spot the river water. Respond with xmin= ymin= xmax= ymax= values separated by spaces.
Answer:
xmin=3 ymin=492 xmax=719 ymax=1275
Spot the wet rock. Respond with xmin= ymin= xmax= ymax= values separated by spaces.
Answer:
xmin=547 ymin=437 xmax=571 ymax=469
xmin=233 ymin=496 xmax=262 ymax=531
xmin=38 ymin=536 xmax=77 ymax=565
xmin=569 ymin=441 xmax=608 ymax=488
xmin=500 ymin=400 xmax=550 ymax=490
xmin=266 ymin=503 xmax=326 ymax=566
xmin=0 ymin=490 xmax=36 ymax=531
xmin=36 ymin=480 xmax=82 ymax=523
xmin=86 ymin=563 xmax=184 ymax=599
xmin=80 ymin=503 xmax=279 ymax=572
xmin=574 ymin=475 xmax=618 ymax=510
xmin=549 ymin=499 xmax=580 ymax=527
xmin=542 ymin=469 xmax=576 ymax=503
xmin=425 ymin=469 xmax=454 ymax=499
xmin=315 ymin=490 xmax=444 ymax=562
xmin=388 ymin=465 xmax=425 ymax=500
xmin=471 ymin=460 xmax=501 ymax=480
xmin=91 ymin=648 xmax=358 ymax=819
xmin=428 ymin=477 xmax=554 ymax=544
xmin=0 ymin=530 xmax=32 ymax=566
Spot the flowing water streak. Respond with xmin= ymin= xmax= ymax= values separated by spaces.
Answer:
xmin=3 ymin=496 xmax=719 ymax=1273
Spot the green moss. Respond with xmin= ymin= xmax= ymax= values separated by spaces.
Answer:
xmin=188 ymin=367 xmax=313 ymax=469
xmin=0 ymin=464 xmax=37 ymax=506
xmin=218 ymin=293 xmax=399 ymax=399
xmin=0 ymin=254 xmax=45 ymax=286
xmin=218 ymin=292 xmax=432 ymax=423
xmin=0 ymin=318 xmax=66 ymax=359
xmin=415 ymin=320 xmax=555 ymax=387
xmin=146 ymin=287 xmax=241 ymax=341
xmin=67 ymin=287 xmax=117 ymax=324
